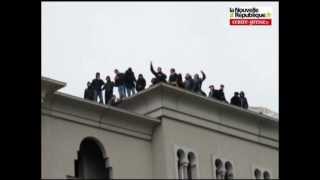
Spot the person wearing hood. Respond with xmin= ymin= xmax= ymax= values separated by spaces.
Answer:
xmin=136 ymin=74 xmax=146 ymax=92
xmin=240 ymin=91 xmax=249 ymax=109
xmin=84 ymin=81 xmax=95 ymax=101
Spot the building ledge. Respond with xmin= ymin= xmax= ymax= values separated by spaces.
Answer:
xmin=120 ymin=82 xmax=279 ymax=123
xmin=41 ymin=76 xmax=66 ymax=102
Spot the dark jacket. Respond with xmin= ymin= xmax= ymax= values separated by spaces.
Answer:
xmin=84 ymin=86 xmax=95 ymax=100
xmin=150 ymin=64 xmax=167 ymax=83
xmin=240 ymin=96 xmax=248 ymax=109
xmin=102 ymin=81 xmax=114 ymax=96
xmin=176 ymin=74 xmax=184 ymax=88
xmin=209 ymin=89 xmax=219 ymax=99
xmin=192 ymin=72 xmax=206 ymax=92
xmin=169 ymin=73 xmax=179 ymax=84
xmin=136 ymin=77 xmax=146 ymax=92
xmin=91 ymin=78 xmax=104 ymax=91
xmin=124 ymin=69 xmax=136 ymax=89
xmin=230 ymin=95 xmax=241 ymax=107
xmin=184 ymin=78 xmax=194 ymax=91
xmin=103 ymin=80 xmax=114 ymax=102
xmin=217 ymin=89 xmax=227 ymax=102
xmin=114 ymin=73 xmax=125 ymax=87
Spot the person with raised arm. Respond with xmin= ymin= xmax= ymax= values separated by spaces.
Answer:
xmin=150 ymin=61 xmax=167 ymax=84
xmin=192 ymin=70 xmax=206 ymax=96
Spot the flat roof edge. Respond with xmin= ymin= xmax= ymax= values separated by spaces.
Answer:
xmin=52 ymin=91 xmax=161 ymax=125
xmin=122 ymin=82 xmax=279 ymax=123
xmin=42 ymin=76 xmax=67 ymax=87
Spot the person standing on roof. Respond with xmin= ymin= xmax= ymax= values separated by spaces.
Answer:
xmin=124 ymin=67 xmax=136 ymax=97
xmin=192 ymin=70 xmax=206 ymax=96
xmin=176 ymin=73 xmax=184 ymax=88
xmin=84 ymin=81 xmax=94 ymax=101
xmin=230 ymin=92 xmax=242 ymax=107
xmin=114 ymin=69 xmax=126 ymax=100
xmin=168 ymin=68 xmax=179 ymax=86
xmin=136 ymin=74 xmax=146 ymax=92
xmin=184 ymin=73 xmax=194 ymax=91
xmin=239 ymin=91 xmax=249 ymax=109
xmin=102 ymin=76 xmax=114 ymax=105
xmin=150 ymin=61 xmax=167 ymax=84
xmin=217 ymin=84 xmax=228 ymax=103
xmin=91 ymin=72 xmax=105 ymax=104
xmin=208 ymin=85 xmax=219 ymax=100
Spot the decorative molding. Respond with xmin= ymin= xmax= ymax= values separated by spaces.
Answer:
xmin=121 ymin=82 xmax=278 ymax=122
xmin=163 ymin=114 xmax=278 ymax=149
xmin=42 ymin=108 xmax=153 ymax=141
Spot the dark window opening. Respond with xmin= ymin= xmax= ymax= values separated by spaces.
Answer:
xmin=254 ymin=168 xmax=261 ymax=179
xmin=263 ymin=171 xmax=271 ymax=180
xmin=74 ymin=137 xmax=112 ymax=179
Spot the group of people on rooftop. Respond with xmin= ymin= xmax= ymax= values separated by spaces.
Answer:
xmin=84 ymin=62 xmax=249 ymax=109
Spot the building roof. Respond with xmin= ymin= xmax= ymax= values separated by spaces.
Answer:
xmin=41 ymin=76 xmax=66 ymax=94
xmin=121 ymin=83 xmax=279 ymax=123
xmin=41 ymin=76 xmax=160 ymax=127
xmin=42 ymin=76 xmax=278 ymax=147
xmin=41 ymin=76 xmax=278 ymax=124
xmin=249 ymin=107 xmax=279 ymax=119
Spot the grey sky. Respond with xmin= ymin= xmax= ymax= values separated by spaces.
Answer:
xmin=42 ymin=2 xmax=279 ymax=113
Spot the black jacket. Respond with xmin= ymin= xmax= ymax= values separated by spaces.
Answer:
xmin=209 ymin=90 xmax=219 ymax=99
xmin=150 ymin=64 xmax=167 ymax=83
xmin=114 ymin=73 xmax=125 ymax=86
xmin=103 ymin=81 xmax=114 ymax=104
xmin=91 ymin=79 xmax=104 ymax=91
xmin=230 ymin=95 xmax=241 ymax=107
xmin=240 ymin=96 xmax=249 ymax=109
xmin=84 ymin=87 xmax=95 ymax=100
xmin=124 ymin=70 xmax=136 ymax=89
xmin=169 ymin=73 xmax=179 ymax=84
xmin=176 ymin=74 xmax=184 ymax=88
xmin=217 ymin=89 xmax=227 ymax=102
xmin=103 ymin=81 xmax=114 ymax=95
xmin=136 ymin=77 xmax=146 ymax=92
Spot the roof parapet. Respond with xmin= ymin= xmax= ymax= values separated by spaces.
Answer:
xmin=120 ymin=82 xmax=279 ymax=123
xmin=41 ymin=76 xmax=66 ymax=103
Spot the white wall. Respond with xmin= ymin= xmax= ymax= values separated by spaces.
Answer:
xmin=161 ymin=117 xmax=278 ymax=179
xmin=41 ymin=115 xmax=153 ymax=179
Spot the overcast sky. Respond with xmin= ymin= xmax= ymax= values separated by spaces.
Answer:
xmin=41 ymin=2 xmax=279 ymax=113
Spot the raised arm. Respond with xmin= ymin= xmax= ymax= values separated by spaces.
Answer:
xmin=200 ymin=71 xmax=206 ymax=81
xmin=150 ymin=62 xmax=157 ymax=76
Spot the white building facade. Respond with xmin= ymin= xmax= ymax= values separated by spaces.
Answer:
xmin=41 ymin=76 xmax=278 ymax=179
